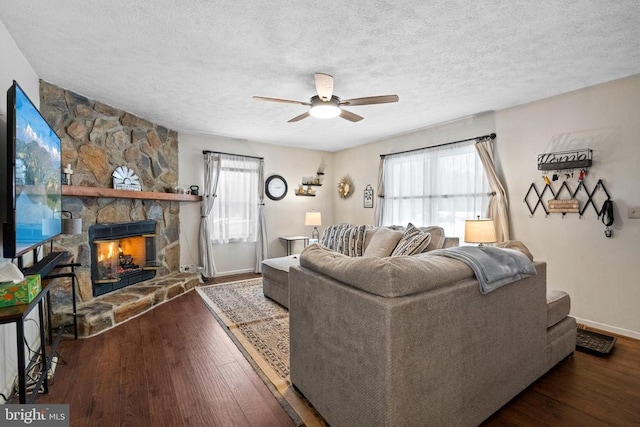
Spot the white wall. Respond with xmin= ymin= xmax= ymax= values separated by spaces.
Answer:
xmin=496 ymin=75 xmax=640 ymax=338
xmin=178 ymin=133 xmax=334 ymax=275
xmin=0 ymin=20 xmax=42 ymax=402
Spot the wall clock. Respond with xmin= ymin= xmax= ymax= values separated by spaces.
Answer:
xmin=265 ymin=175 xmax=288 ymax=201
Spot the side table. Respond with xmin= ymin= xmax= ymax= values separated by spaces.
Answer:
xmin=0 ymin=251 xmax=78 ymax=404
xmin=279 ymin=236 xmax=310 ymax=256
xmin=0 ymin=252 xmax=67 ymax=403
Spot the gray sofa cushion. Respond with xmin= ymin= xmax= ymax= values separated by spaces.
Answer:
xmin=418 ymin=225 xmax=446 ymax=251
xmin=300 ymin=244 xmax=474 ymax=297
xmin=546 ymin=289 xmax=571 ymax=328
xmin=363 ymin=227 xmax=404 ymax=257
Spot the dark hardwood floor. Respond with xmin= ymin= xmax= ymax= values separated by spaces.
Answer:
xmin=37 ymin=273 xmax=640 ymax=426
xmin=39 ymin=273 xmax=293 ymax=427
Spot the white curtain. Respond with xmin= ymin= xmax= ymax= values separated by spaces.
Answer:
xmin=374 ymin=157 xmax=385 ymax=227
xmin=381 ymin=140 xmax=490 ymax=241
xmin=209 ymin=154 xmax=260 ymax=244
xmin=200 ymin=153 xmax=221 ymax=278
xmin=475 ymin=139 xmax=510 ymax=242
xmin=255 ymin=159 xmax=268 ymax=273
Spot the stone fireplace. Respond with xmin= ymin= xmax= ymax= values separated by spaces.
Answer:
xmin=39 ymin=81 xmax=200 ymax=337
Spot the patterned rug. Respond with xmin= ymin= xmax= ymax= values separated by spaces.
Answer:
xmin=197 ymin=279 xmax=323 ymax=427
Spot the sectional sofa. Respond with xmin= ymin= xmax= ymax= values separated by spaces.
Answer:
xmin=272 ymin=224 xmax=576 ymax=426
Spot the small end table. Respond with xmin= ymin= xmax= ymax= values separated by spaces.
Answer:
xmin=279 ymin=236 xmax=310 ymax=256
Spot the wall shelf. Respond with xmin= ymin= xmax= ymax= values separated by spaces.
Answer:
xmin=62 ymin=185 xmax=202 ymax=202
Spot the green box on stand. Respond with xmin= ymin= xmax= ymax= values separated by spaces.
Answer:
xmin=0 ymin=275 xmax=42 ymax=307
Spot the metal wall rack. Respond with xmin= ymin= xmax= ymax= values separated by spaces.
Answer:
xmin=524 ymin=179 xmax=611 ymax=217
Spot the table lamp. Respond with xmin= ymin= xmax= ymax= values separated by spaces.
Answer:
xmin=464 ymin=216 xmax=497 ymax=246
xmin=305 ymin=211 xmax=322 ymax=240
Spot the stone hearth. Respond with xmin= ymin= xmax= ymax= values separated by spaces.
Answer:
xmin=53 ymin=272 xmax=200 ymax=337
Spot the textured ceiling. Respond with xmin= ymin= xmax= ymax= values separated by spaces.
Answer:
xmin=1 ymin=1 xmax=639 ymax=152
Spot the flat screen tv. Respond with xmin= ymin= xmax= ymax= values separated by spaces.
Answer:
xmin=2 ymin=80 xmax=62 ymax=258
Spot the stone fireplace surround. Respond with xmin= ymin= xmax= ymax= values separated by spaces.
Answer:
xmin=40 ymin=81 xmax=200 ymax=337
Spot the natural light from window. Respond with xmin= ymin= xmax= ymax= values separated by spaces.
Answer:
xmin=381 ymin=140 xmax=490 ymax=242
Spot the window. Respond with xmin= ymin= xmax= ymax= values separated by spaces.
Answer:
xmin=209 ymin=155 xmax=260 ymax=243
xmin=381 ymin=140 xmax=490 ymax=241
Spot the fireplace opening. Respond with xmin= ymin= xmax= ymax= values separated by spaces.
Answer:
xmin=89 ymin=220 xmax=159 ymax=297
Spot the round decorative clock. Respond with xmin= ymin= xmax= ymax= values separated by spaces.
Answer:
xmin=265 ymin=175 xmax=288 ymax=201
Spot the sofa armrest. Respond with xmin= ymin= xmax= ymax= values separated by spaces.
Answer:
xmin=442 ymin=236 xmax=459 ymax=248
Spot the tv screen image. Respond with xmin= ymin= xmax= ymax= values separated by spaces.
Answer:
xmin=3 ymin=81 xmax=62 ymax=258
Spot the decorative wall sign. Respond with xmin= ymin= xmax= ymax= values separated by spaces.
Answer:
xmin=112 ymin=166 xmax=141 ymax=191
xmin=537 ymin=148 xmax=592 ymax=171
xmin=364 ymin=184 xmax=374 ymax=208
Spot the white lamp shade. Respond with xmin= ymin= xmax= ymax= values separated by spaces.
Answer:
xmin=305 ymin=211 xmax=322 ymax=226
xmin=464 ymin=218 xmax=497 ymax=244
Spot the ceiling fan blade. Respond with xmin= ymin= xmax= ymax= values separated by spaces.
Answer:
xmin=288 ymin=111 xmax=311 ymax=122
xmin=339 ymin=109 xmax=364 ymax=122
xmin=253 ymin=96 xmax=310 ymax=106
xmin=340 ymin=95 xmax=399 ymax=106
xmin=314 ymin=73 xmax=334 ymax=101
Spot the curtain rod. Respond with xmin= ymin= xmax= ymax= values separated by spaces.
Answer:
xmin=380 ymin=133 xmax=496 ymax=158
xmin=202 ymin=150 xmax=263 ymax=160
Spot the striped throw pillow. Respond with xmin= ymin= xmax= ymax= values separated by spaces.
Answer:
xmin=340 ymin=225 xmax=367 ymax=257
xmin=391 ymin=223 xmax=432 ymax=256
xmin=320 ymin=224 xmax=353 ymax=252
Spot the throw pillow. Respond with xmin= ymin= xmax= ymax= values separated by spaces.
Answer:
xmin=340 ymin=225 xmax=368 ymax=257
xmin=320 ymin=224 xmax=352 ymax=252
xmin=391 ymin=223 xmax=432 ymax=256
xmin=363 ymin=227 xmax=404 ymax=257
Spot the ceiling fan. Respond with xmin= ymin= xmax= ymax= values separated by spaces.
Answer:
xmin=253 ymin=73 xmax=399 ymax=123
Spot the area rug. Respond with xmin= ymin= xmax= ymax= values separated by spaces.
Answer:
xmin=197 ymin=279 xmax=324 ymax=427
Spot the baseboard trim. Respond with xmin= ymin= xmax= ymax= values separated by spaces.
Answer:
xmin=574 ymin=317 xmax=640 ymax=340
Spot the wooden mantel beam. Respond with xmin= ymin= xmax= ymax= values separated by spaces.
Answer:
xmin=61 ymin=185 xmax=202 ymax=202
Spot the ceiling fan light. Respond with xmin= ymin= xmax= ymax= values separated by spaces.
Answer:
xmin=309 ymin=95 xmax=341 ymax=119
xmin=310 ymin=104 xmax=341 ymax=119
